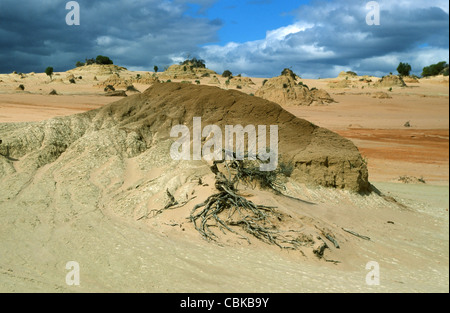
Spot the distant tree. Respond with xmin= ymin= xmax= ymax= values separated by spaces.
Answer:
xmin=45 ymin=67 xmax=54 ymax=80
xmin=76 ymin=61 xmax=85 ymax=67
xmin=95 ymin=55 xmax=113 ymax=65
xmin=422 ymin=61 xmax=448 ymax=77
xmin=154 ymin=65 xmax=158 ymax=73
xmin=222 ymin=70 xmax=232 ymax=78
xmin=397 ymin=62 xmax=412 ymax=76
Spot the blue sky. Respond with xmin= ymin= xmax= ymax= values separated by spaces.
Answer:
xmin=0 ymin=0 xmax=448 ymax=78
xmin=186 ymin=0 xmax=307 ymax=45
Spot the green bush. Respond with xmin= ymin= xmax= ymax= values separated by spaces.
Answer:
xmin=397 ymin=62 xmax=412 ymax=76
xmin=262 ymin=79 xmax=268 ymax=86
xmin=45 ymin=67 xmax=54 ymax=80
xmin=222 ymin=70 xmax=233 ymax=78
xmin=95 ymin=55 xmax=113 ymax=65
xmin=76 ymin=61 xmax=85 ymax=67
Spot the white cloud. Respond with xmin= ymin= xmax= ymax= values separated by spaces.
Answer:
xmin=198 ymin=0 xmax=449 ymax=78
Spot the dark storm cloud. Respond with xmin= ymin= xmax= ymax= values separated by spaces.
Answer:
xmin=0 ymin=0 xmax=221 ymax=73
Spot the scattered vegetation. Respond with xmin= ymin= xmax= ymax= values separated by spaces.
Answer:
xmin=180 ymin=57 xmax=206 ymax=69
xmin=298 ymin=81 xmax=309 ymax=89
xmin=281 ymin=68 xmax=298 ymax=80
xmin=195 ymin=80 xmax=201 ymax=85
xmin=76 ymin=55 xmax=114 ymax=67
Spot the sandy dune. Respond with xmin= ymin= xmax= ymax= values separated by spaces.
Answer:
xmin=0 ymin=69 xmax=448 ymax=293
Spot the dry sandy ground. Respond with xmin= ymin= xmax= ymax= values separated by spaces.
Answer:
xmin=0 ymin=70 xmax=448 ymax=293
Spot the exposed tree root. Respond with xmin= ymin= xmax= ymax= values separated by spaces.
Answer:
xmin=189 ymin=156 xmax=310 ymax=250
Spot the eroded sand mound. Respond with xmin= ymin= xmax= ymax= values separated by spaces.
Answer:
xmin=67 ymin=64 xmax=128 ymax=76
xmin=338 ymin=71 xmax=358 ymax=79
xmin=375 ymin=74 xmax=407 ymax=87
xmin=256 ymin=74 xmax=335 ymax=106
xmin=372 ymin=91 xmax=392 ymax=99
xmin=208 ymin=76 xmax=221 ymax=84
xmin=229 ymin=76 xmax=255 ymax=87
xmin=132 ymin=72 xmax=160 ymax=85
xmin=327 ymin=80 xmax=351 ymax=89
xmin=0 ymin=83 xmax=369 ymax=273
xmin=0 ymin=82 xmax=368 ymax=192
xmin=402 ymin=76 xmax=420 ymax=84
xmin=162 ymin=62 xmax=217 ymax=79
xmin=96 ymin=73 xmax=130 ymax=89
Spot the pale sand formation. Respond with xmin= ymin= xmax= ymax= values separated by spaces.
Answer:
xmin=160 ymin=62 xmax=217 ymax=80
xmin=0 ymin=66 xmax=448 ymax=292
xmin=256 ymin=71 xmax=335 ymax=106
